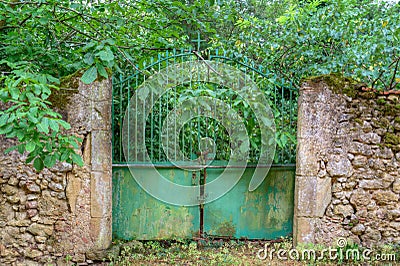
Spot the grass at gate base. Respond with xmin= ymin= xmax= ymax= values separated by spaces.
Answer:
xmin=99 ymin=238 xmax=400 ymax=266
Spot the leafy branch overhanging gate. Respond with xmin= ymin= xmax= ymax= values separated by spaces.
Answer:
xmin=111 ymin=48 xmax=298 ymax=240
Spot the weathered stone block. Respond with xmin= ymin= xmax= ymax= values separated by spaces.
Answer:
xmin=333 ymin=204 xmax=354 ymax=218
xmin=372 ymin=190 xmax=399 ymax=205
xmin=65 ymin=173 xmax=82 ymax=214
xmin=294 ymin=217 xmax=317 ymax=244
xmin=350 ymin=189 xmax=371 ymax=207
xmin=90 ymin=216 xmax=112 ymax=250
xmin=348 ymin=142 xmax=373 ymax=156
xmin=361 ymin=227 xmax=381 ymax=243
xmin=295 ymin=176 xmax=331 ymax=217
xmin=359 ymin=174 xmax=394 ymax=189
xmin=27 ymin=223 xmax=53 ymax=237
xmin=91 ymin=101 xmax=111 ymax=131
xmin=326 ymin=155 xmax=353 ymax=178
xmin=90 ymin=172 xmax=111 ymax=218
xmin=358 ymin=132 xmax=381 ymax=144
xmin=25 ymin=183 xmax=41 ymax=193
xmin=393 ymin=178 xmax=400 ymax=194
xmin=48 ymin=181 xmax=64 ymax=192
xmin=352 ymin=155 xmax=367 ymax=168
xmin=91 ymin=130 xmax=112 ymax=173
xmin=351 ymin=224 xmax=365 ymax=235
xmin=2 ymin=185 xmax=18 ymax=196
xmin=296 ymin=140 xmax=320 ymax=176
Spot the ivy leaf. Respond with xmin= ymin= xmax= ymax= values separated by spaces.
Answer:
xmin=37 ymin=117 xmax=49 ymax=134
xmin=81 ymin=66 xmax=98 ymax=84
xmin=4 ymin=145 xmax=18 ymax=154
xmin=9 ymin=86 xmax=19 ymax=100
xmin=0 ymin=113 xmax=9 ymax=127
xmin=83 ymin=53 xmax=94 ymax=65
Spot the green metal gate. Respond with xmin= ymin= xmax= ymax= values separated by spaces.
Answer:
xmin=112 ymin=48 xmax=298 ymax=240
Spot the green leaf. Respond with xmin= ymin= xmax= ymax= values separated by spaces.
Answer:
xmin=81 ymin=66 xmax=97 ymax=84
xmin=37 ymin=117 xmax=49 ymax=134
xmin=4 ymin=145 xmax=18 ymax=154
xmin=96 ymin=63 xmax=108 ymax=79
xmin=16 ymin=130 xmax=25 ymax=141
xmin=71 ymin=153 xmax=84 ymax=166
xmin=83 ymin=53 xmax=94 ymax=65
xmin=96 ymin=49 xmax=114 ymax=62
xmin=33 ymin=157 xmax=44 ymax=171
xmin=26 ymin=142 xmax=36 ymax=153
xmin=0 ymin=113 xmax=9 ymax=127
xmin=27 ymin=112 xmax=38 ymax=124
xmin=17 ymin=144 xmax=25 ymax=154
xmin=48 ymin=119 xmax=59 ymax=132
xmin=9 ymin=86 xmax=19 ymax=100
xmin=60 ymin=150 xmax=70 ymax=162
xmin=44 ymin=154 xmax=57 ymax=168
xmin=70 ymin=140 xmax=79 ymax=149
xmin=58 ymin=120 xmax=71 ymax=130
xmin=0 ymin=124 xmax=13 ymax=134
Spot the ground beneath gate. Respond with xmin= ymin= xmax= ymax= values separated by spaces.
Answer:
xmin=86 ymin=239 xmax=400 ymax=265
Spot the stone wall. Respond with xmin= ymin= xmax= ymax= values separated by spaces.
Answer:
xmin=0 ymin=75 xmax=112 ymax=265
xmin=295 ymin=76 xmax=400 ymax=247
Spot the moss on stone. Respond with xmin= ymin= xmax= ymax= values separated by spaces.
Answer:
xmin=377 ymin=98 xmax=386 ymax=105
xmin=304 ymin=73 xmax=361 ymax=98
xmin=375 ymin=117 xmax=390 ymax=129
xmin=48 ymin=70 xmax=84 ymax=109
xmin=384 ymin=133 xmax=400 ymax=145
xmin=395 ymin=117 xmax=400 ymax=123
xmin=380 ymin=103 xmax=400 ymax=116
xmin=354 ymin=118 xmax=363 ymax=125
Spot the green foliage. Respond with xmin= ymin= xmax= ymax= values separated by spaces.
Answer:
xmin=222 ymin=0 xmax=400 ymax=90
xmin=0 ymin=62 xmax=83 ymax=170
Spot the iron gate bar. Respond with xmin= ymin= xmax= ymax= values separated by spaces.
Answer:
xmin=112 ymin=48 xmax=298 ymax=164
xmin=112 ymin=164 xmax=296 ymax=169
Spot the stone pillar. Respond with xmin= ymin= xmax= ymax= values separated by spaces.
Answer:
xmin=59 ymin=75 xmax=113 ymax=257
xmin=294 ymin=81 xmax=336 ymax=245
xmin=84 ymin=79 xmax=112 ymax=250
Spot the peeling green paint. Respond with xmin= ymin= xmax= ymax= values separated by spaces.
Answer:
xmin=203 ymin=167 xmax=294 ymax=239
xmin=112 ymin=165 xmax=295 ymax=240
xmin=112 ymin=167 xmax=199 ymax=240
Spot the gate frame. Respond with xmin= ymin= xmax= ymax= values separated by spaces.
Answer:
xmin=103 ymin=50 xmax=304 ymax=250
